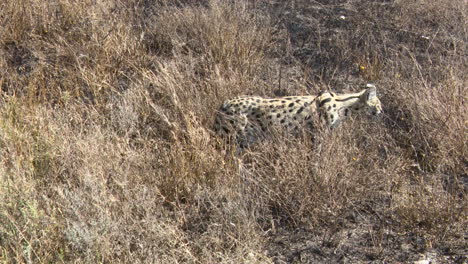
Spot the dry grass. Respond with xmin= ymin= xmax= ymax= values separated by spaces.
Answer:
xmin=0 ymin=0 xmax=466 ymax=263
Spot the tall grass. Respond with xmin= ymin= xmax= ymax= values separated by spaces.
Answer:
xmin=0 ymin=0 xmax=466 ymax=263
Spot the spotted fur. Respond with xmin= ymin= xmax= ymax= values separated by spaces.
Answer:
xmin=316 ymin=84 xmax=382 ymax=128
xmin=214 ymin=84 xmax=382 ymax=145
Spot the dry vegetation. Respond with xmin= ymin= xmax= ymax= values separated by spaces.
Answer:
xmin=0 ymin=0 xmax=466 ymax=263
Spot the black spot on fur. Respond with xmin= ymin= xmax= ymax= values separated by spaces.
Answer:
xmin=281 ymin=100 xmax=286 ymax=104
xmin=319 ymin=98 xmax=331 ymax=107
xmin=303 ymin=102 xmax=310 ymax=107
xmin=289 ymin=109 xmax=294 ymax=112
xmin=256 ymin=99 xmax=261 ymax=103
xmin=288 ymin=102 xmax=294 ymax=107
xmin=330 ymin=114 xmax=334 ymax=120
xmin=296 ymin=107 xmax=304 ymax=114
xmin=295 ymin=99 xmax=301 ymax=103
xmin=277 ymin=113 xmax=281 ymax=118
xmin=345 ymin=109 xmax=349 ymax=116
xmin=327 ymin=106 xmax=331 ymax=111
xmin=333 ymin=104 xmax=336 ymax=108
xmin=269 ymin=105 xmax=274 ymax=108
xmin=280 ymin=119 xmax=285 ymax=124
xmin=305 ymin=115 xmax=311 ymax=120
xmin=222 ymin=127 xmax=229 ymax=133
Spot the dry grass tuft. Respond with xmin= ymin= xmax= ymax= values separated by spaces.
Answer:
xmin=0 ymin=0 xmax=466 ymax=263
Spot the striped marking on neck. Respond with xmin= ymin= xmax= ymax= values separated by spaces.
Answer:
xmin=318 ymin=98 xmax=332 ymax=107
xmin=334 ymin=96 xmax=360 ymax=102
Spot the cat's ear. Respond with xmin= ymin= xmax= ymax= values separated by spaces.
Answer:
xmin=365 ymin=84 xmax=377 ymax=101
